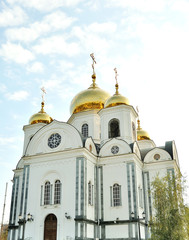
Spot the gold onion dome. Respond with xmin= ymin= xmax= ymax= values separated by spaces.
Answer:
xmin=29 ymin=101 xmax=53 ymax=125
xmin=104 ymin=69 xmax=129 ymax=109
xmin=137 ymin=119 xmax=150 ymax=141
xmin=70 ymin=74 xmax=110 ymax=114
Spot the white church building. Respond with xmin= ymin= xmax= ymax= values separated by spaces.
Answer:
xmin=8 ymin=57 xmax=179 ymax=240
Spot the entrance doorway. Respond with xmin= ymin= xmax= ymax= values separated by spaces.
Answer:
xmin=44 ymin=214 xmax=57 ymax=240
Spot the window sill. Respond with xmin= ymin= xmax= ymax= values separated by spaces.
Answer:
xmin=42 ymin=204 xmax=61 ymax=208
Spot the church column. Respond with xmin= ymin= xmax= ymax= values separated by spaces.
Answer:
xmin=75 ymin=157 xmax=87 ymax=239
xmin=17 ymin=165 xmax=30 ymax=240
xmin=8 ymin=176 xmax=20 ymax=240
xmin=127 ymin=162 xmax=138 ymax=239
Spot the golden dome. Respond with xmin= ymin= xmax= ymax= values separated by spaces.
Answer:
xmin=104 ymin=82 xmax=129 ymax=108
xmin=70 ymin=74 xmax=110 ymax=114
xmin=29 ymin=102 xmax=53 ymax=125
xmin=137 ymin=119 xmax=150 ymax=140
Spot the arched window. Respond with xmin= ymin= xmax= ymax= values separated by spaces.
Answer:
xmin=112 ymin=184 xmax=121 ymax=206
xmin=44 ymin=181 xmax=51 ymax=205
xmin=88 ymin=181 xmax=93 ymax=205
xmin=109 ymin=119 xmax=120 ymax=138
xmin=82 ymin=124 xmax=88 ymax=137
xmin=54 ymin=180 xmax=61 ymax=204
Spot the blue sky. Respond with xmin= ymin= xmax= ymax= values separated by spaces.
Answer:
xmin=0 ymin=0 xmax=189 ymax=223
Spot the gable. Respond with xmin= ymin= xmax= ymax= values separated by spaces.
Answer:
xmin=25 ymin=120 xmax=83 ymax=156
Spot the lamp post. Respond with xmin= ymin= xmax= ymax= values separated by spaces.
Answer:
xmin=131 ymin=211 xmax=146 ymax=240
xmin=18 ymin=213 xmax=33 ymax=240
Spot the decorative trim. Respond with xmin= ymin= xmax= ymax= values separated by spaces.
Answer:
xmin=24 ymin=165 xmax=30 ymax=216
xmin=127 ymin=163 xmax=132 ymax=238
xmin=131 ymin=163 xmax=138 ymax=238
xmin=81 ymin=158 xmax=84 ymax=217
xmin=142 ymin=172 xmax=149 ymax=239
xmin=75 ymin=157 xmax=80 ymax=238
xmin=100 ymin=166 xmax=105 ymax=239
xmin=94 ymin=166 xmax=98 ymax=238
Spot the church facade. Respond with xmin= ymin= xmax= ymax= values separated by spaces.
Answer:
xmin=8 ymin=61 xmax=179 ymax=240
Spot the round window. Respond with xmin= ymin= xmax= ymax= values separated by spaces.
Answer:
xmin=48 ymin=133 xmax=61 ymax=149
xmin=111 ymin=146 xmax=119 ymax=154
xmin=154 ymin=154 xmax=160 ymax=160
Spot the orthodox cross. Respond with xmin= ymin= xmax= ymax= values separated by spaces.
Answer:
xmin=90 ymin=53 xmax=96 ymax=74
xmin=41 ymin=87 xmax=46 ymax=102
xmin=114 ymin=67 xmax=118 ymax=84
xmin=114 ymin=67 xmax=119 ymax=94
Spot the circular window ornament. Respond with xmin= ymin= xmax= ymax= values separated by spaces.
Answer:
xmin=111 ymin=146 xmax=119 ymax=154
xmin=48 ymin=133 xmax=61 ymax=149
xmin=154 ymin=154 xmax=160 ymax=160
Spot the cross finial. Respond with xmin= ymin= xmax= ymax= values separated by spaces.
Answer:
xmin=90 ymin=53 xmax=97 ymax=88
xmin=114 ymin=68 xmax=118 ymax=84
xmin=136 ymin=106 xmax=141 ymax=130
xmin=114 ymin=67 xmax=119 ymax=94
xmin=41 ymin=87 xmax=46 ymax=103
xmin=90 ymin=53 xmax=96 ymax=75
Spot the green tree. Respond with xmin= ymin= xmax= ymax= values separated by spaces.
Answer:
xmin=0 ymin=224 xmax=8 ymax=240
xmin=185 ymin=205 xmax=189 ymax=238
xmin=149 ymin=173 xmax=188 ymax=240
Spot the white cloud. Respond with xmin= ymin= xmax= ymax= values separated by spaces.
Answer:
xmin=6 ymin=90 xmax=29 ymax=101
xmin=27 ymin=62 xmax=44 ymax=73
xmin=6 ymin=11 xmax=76 ymax=43
xmin=106 ymin=0 xmax=170 ymax=12
xmin=55 ymin=60 xmax=74 ymax=72
xmin=33 ymin=35 xmax=80 ymax=56
xmin=71 ymin=25 xmax=112 ymax=54
xmin=0 ymin=84 xmax=7 ymax=93
xmin=7 ymin=0 xmax=83 ymax=12
xmin=0 ymin=42 xmax=35 ymax=64
xmin=0 ymin=5 xmax=27 ymax=27
xmin=171 ymin=0 xmax=189 ymax=14
xmin=86 ymin=22 xmax=117 ymax=34
xmin=0 ymin=137 xmax=16 ymax=145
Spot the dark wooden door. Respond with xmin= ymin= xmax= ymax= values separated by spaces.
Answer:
xmin=44 ymin=214 xmax=57 ymax=240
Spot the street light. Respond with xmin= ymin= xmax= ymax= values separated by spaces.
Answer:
xmin=131 ymin=211 xmax=146 ymax=240
xmin=18 ymin=213 xmax=34 ymax=240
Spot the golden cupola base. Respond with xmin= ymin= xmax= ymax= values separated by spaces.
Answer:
xmin=29 ymin=102 xmax=53 ymax=125
xmin=104 ymin=91 xmax=130 ymax=108
xmin=70 ymin=74 xmax=110 ymax=114
xmin=137 ymin=119 xmax=150 ymax=141
xmin=104 ymin=68 xmax=129 ymax=108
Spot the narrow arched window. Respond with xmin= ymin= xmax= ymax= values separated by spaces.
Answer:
xmin=54 ymin=180 xmax=61 ymax=204
xmin=44 ymin=181 xmax=51 ymax=205
xmin=112 ymin=184 xmax=121 ymax=206
xmin=109 ymin=119 xmax=120 ymax=138
xmin=88 ymin=181 xmax=93 ymax=205
xmin=82 ymin=124 xmax=88 ymax=137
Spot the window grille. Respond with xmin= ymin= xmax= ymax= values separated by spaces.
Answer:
xmin=88 ymin=181 xmax=93 ymax=205
xmin=44 ymin=181 xmax=51 ymax=205
xmin=112 ymin=184 xmax=121 ymax=206
xmin=82 ymin=124 xmax=88 ymax=137
xmin=54 ymin=180 xmax=61 ymax=204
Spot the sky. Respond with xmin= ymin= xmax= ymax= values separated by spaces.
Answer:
xmin=0 ymin=0 xmax=189 ymax=224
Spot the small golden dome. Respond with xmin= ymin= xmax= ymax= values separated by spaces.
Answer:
xmin=29 ymin=102 xmax=53 ymax=125
xmin=137 ymin=119 xmax=150 ymax=140
xmin=104 ymin=92 xmax=130 ymax=108
xmin=104 ymin=80 xmax=129 ymax=108
xmin=70 ymin=74 xmax=110 ymax=114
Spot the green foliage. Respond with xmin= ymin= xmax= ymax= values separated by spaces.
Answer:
xmin=185 ymin=205 xmax=189 ymax=238
xmin=0 ymin=225 xmax=8 ymax=240
xmin=149 ymin=173 xmax=188 ymax=240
